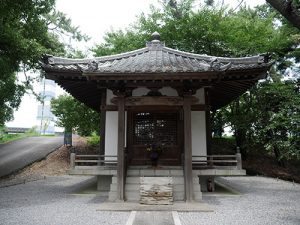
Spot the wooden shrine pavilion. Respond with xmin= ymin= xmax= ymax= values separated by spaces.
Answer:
xmin=42 ymin=32 xmax=271 ymax=203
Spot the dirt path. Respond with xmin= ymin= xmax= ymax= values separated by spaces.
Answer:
xmin=0 ymin=136 xmax=91 ymax=186
xmin=0 ymin=136 xmax=63 ymax=177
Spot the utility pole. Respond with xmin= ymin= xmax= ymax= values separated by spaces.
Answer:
xmin=40 ymin=77 xmax=46 ymax=135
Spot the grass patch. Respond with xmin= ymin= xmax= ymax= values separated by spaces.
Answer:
xmin=40 ymin=134 xmax=56 ymax=137
xmin=0 ymin=133 xmax=37 ymax=144
xmin=0 ymin=127 xmax=40 ymax=144
xmin=87 ymin=132 xmax=100 ymax=147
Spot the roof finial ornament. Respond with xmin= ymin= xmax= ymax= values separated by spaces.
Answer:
xmin=147 ymin=31 xmax=164 ymax=49
xmin=151 ymin=31 xmax=160 ymax=41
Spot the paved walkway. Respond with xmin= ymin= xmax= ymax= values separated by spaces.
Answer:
xmin=96 ymin=202 xmax=212 ymax=212
xmin=0 ymin=175 xmax=299 ymax=225
xmin=131 ymin=211 xmax=174 ymax=225
xmin=0 ymin=136 xmax=63 ymax=177
xmin=179 ymin=176 xmax=300 ymax=225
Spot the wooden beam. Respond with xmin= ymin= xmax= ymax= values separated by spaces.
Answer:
xmin=102 ymin=104 xmax=207 ymax=111
xmin=191 ymin=104 xmax=207 ymax=111
xmin=230 ymin=80 xmax=255 ymax=88
xmin=216 ymin=83 xmax=248 ymax=94
xmin=96 ymin=80 xmax=214 ymax=89
xmin=111 ymin=96 xmax=198 ymax=106
xmin=84 ymin=72 xmax=219 ymax=81
xmin=183 ymin=96 xmax=194 ymax=202
xmin=117 ymin=96 xmax=125 ymax=201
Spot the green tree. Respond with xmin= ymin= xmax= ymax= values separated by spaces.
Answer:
xmin=216 ymin=90 xmax=261 ymax=157
xmin=51 ymin=94 xmax=100 ymax=136
xmin=254 ymin=81 xmax=300 ymax=163
xmin=206 ymin=0 xmax=300 ymax=31
xmin=213 ymin=79 xmax=300 ymax=162
xmin=92 ymin=1 xmax=298 ymax=70
xmin=0 ymin=74 xmax=25 ymax=126
xmin=0 ymin=0 xmax=88 ymax=126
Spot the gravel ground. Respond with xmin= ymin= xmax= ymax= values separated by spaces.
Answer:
xmin=0 ymin=176 xmax=129 ymax=225
xmin=179 ymin=176 xmax=300 ymax=225
xmin=0 ymin=175 xmax=299 ymax=225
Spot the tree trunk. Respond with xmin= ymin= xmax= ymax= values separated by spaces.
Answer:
xmin=234 ymin=100 xmax=247 ymax=159
xmin=273 ymin=146 xmax=285 ymax=167
xmin=266 ymin=0 xmax=300 ymax=30
xmin=235 ymin=128 xmax=247 ymax=159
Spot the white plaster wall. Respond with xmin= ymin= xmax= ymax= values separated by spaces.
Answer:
xmin=105 ymin=89 xmax=127 ymax=156
xmin=159 ymin=87 xmax=178 ymax=96
xmin=132 ymin=87 xmax=149 ymax=96
xmin=132 ymin=86 xmax=178 ymax=97
xmin=191 ymin=111 xmax=207 ymax=156
xmin=105 ymin=111 xmax=118 ymax=156
xmin=194 ymin=88 xmax=205 ymax=104
xmin=106 ymin=89 xmax=115 ymax=105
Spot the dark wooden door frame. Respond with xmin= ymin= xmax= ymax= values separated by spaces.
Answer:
xmin=127 ymin=106 xmax=183 ymax=166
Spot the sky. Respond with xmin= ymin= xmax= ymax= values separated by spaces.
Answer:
xmin=55 ymin=0 xmax=264 ymax=51
xmin=6 ymin=0 xmax=264 ymax=128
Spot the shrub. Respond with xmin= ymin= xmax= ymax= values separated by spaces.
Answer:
xmin=87 ymin=132 xmax=100 ymax=147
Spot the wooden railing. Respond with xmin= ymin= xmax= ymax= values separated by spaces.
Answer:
xmin=70 ymin=153 xmax=242 ymax=170
xmin=192 ymin=153 xmax=242 ymax=170
xmin=70 ymin=153 xmax=117 ymax=169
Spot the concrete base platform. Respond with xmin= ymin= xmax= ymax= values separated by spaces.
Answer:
xmin=96 ymin=202 xmax=213 ymax=212
xmin=68 ymin=167 xmax=117 ymax=175
xmin=193 ymin=169 xmax=246 ymax=176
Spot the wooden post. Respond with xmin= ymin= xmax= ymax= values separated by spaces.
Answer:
xmin=208 ymin=155 xmax=213 ymax=167
xmin=205 ymin=88 xmax=212 ymax=155
xmin=117 ymin=96 xmax=125 ymax=201
xmin=183 ymin=96 xmax=194 ymax=202
xmin=236 ymin=153 xmax=242 ymax=170
xmin=70 ymin=153 xmax=75 ymax=169
xmin=99 ymin=89 xmax=107 ymax=162
xmin=236 ymin=146 xmax=242 ymax=169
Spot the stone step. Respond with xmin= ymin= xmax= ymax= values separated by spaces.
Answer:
xmin=108 ymin=191 xmax=202 ymax=202
xmin=109 ymin=190 xmax=201 ymax=202
xmin=111 ymin=176 xmax=140 ymax=184
xmin=108 ymin=192 xmax=117 ymax=202
xmin=173 ymin=176 xmax=200 ymax=185
xmin=127 ymin=169 xmax=184 ymax=177
xmin=110 ymin=183 xmax=140 ymax=192
xmin=112 ymin=176 xmax=199 ymax=184
xmin=194 ymin=191 xmax=202 ymax=201
xmin=126 ymin=191 xmax=141 ymax=201
xmin=108 ymin=172 xmax=202 ymax=202
xmin=109 ymin=192 xmax=201 ymax=202
xmin=110 ymin=183 xmax=200 ymax=193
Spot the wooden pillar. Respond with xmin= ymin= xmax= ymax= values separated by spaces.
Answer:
xmin=183 ymin=96 xmax=194 ymax=202
xmin=70 ymin=153 xmax=75 ymax=169
xmin=117 ymin=96 xmax=125 ymax=201
xmin=99 ymin=89 xmax=107 ymax=156
xmin=236 ymin=147 xmax=242 ymax=170
xmin=205 ymin=88 xmax=212 ymax=155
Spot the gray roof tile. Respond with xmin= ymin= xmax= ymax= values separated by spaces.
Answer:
xmin=42 ymin=38 xmax=271 ymax=75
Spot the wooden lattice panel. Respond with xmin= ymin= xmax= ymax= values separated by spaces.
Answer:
xmin=133 ymin=112 xmax=178 ymax=146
